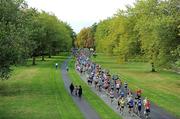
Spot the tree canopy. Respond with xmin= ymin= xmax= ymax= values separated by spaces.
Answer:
xmin=75 ymin=0 xmax=180 ymax=71
xmin=0 ymin=0 xmax=74 ymax=79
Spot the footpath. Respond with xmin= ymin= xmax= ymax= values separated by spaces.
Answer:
xmin=61 ymin=56 xmax=177 ymax=119
xmin=74 ymin=54 xmax=177 ymax=119
xmin=78 ymin=71 xmax=141 ymax=119
xmin=61 ymin=59 xmax=100 ymax=119
xmin=78 ymin=72 xmax=177 ymax=119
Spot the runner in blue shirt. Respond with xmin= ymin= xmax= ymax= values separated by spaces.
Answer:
xmin=128 ymin=98 xmax=134 ymax=114
xmin=137 ymin=99 xmax=142 ymax=116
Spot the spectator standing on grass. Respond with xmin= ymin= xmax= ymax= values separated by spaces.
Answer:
xmin=55 ymin=63 xmax=58 ymax=69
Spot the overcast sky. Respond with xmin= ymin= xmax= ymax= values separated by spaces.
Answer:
xmin=26 ymin=0 xmax=135 ymax=33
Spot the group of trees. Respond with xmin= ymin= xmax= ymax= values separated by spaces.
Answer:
xmin=0 ymin=0 xmax=75 ymax=79
xmin=75 ymin=0 xmax=180 ymax=71
xmin=75 ymin=23 xmax=97 ymax=49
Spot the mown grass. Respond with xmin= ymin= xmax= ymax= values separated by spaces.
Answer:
xmin=68 ymin=59 xmax=122 ymax=119
xmin=92 ymin=54 xmax=180 ymax=118
xmin=0 ymin=56 xmax=84 ymax=119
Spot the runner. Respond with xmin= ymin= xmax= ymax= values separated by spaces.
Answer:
xmin=128 ymin=96 xmax=134 ymax=116
xmin=120 ymin=90 xmax=125 ymax=99
xmin=144 ymin=97 xmax=150 ymax=119
xmin=136 ymin=88 xmax=142 ymax=99
xmin=137 ymin=98 xmax=142 ymax=116
xmin=120 ymin=97 xmax=125 ymax=114
xmin=109 ymin=90 xmax=114 ymax=103
xmin=94 ymin=77 xmax=98 ymax=89
xmin=87 ymin=74 xmax=93 ymax=85
xmin=66 ymin=66 xmax=69 ymax=72
xmin=124 ymin=82 xmax=128 ymax=95
xmin=116 ymin=82 xmax=120 ymax=93
xmin=55 ymin=63 xmax=58 ymax=69
xmin=98 ymin=78 xmax=103 ymax=92
xmin=117 ymin=97 xmax=121 ymax=110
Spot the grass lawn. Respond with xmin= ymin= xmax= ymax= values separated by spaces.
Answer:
xmin=68 ymin=59 xmax=122 ymax=119
xmin=0 ymin=56 xmax=84 ymax=119
xmin=92 ymin=54 xmax=180 ymax=118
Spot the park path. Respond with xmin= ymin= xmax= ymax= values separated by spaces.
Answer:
xmin=60 ymin=57 xmax=101 ymax=119
xmin=78 ymin=70 xmax=177 ymax=119
xmin=78 ymin=72 xmax=141 ymax=119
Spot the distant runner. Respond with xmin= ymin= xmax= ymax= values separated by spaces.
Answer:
xmin=55 ymin=63 xmax=58 ymax=69
xmin=110 ymin=90 xmax=114 ymax=103
xmin=66 ymin=66 xmax=69 ymax=72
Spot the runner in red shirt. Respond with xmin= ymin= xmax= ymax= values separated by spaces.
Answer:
xmin=136 ymin=88 xmax=142 ymax=99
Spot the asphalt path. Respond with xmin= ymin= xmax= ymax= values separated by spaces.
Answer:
xmin=60 ymin=58 xmax=100 ymax=119
xmin=79 ymin=70 xmax=177 ymax=119
xmin=61 ymin=56 xmax=177 ymax=119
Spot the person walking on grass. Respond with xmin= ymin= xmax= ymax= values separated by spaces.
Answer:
xmin=69 ymin=83 xmax=74 ymax=95
xmin=78 ymin=85 xmax=82 ymax=99
xmin=55 ymin=63 xmax=58 ymax=69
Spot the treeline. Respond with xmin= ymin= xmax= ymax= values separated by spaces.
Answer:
xmin=75 ymin=0 xmax=180 ymax=71
xmin=0 ymin=0 xmax=75 ymax=79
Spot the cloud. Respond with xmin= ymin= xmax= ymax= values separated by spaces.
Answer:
xmin=26 ymin=0 xmax=135 ymax=33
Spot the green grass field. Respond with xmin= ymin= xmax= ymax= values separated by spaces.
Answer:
xmin=68 ymin=59 xmax=122 ymax=119
xmin=0 ymin=56 xmax=84 ymax=119
xmin=92 ymin=54 xmax=180 ymax=118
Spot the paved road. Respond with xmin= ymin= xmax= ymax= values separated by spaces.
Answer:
xmin=60 ymin=59 xmax=100 ymax=119
xmin=79 ymin=73 xmax=141 ymax=119
xmin=78 ymin=71 xmax=177 ymax=119
xmin=61 ymin=56 xmax=177 ymax=119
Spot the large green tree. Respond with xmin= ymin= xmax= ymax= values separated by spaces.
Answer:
xmin=0 ymin=0 xmax=30 ymax=79
xmin=0 ymin=1 xmax=74 ymax=79
xmin=91 ymin=0 xmax=180 ymax=71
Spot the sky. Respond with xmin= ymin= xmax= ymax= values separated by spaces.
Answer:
xmin=26 ymin=0 xmax=135 ymax=33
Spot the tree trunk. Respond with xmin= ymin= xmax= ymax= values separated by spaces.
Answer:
xmin=48 ymin=48 xmax=51 ymax=58
xmin=32 ymin=56 xmax=36 ymax=65
xmin=41 ymin=50 xmax=45 ymax=61
xmin=42 ymin=55 xmax=45 ymax=61
xmin=151 ymin=62 xmax=156 ymax=72
xmin=124 ymin=55 xmax=127 ymax=62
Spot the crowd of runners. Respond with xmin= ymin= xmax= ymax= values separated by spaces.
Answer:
xmin=74 ymin=49 xmax=151 ymax=119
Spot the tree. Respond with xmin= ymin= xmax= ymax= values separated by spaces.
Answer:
xmin=0 ymin=1 xmax=74 ymax=78
xmin=75 ymin=27 xmax=94 ymax=48
xmin=0 ymin=0 xmax=31 ymax=79
xmin=91 ymin=0 xmax=180 ymax=71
